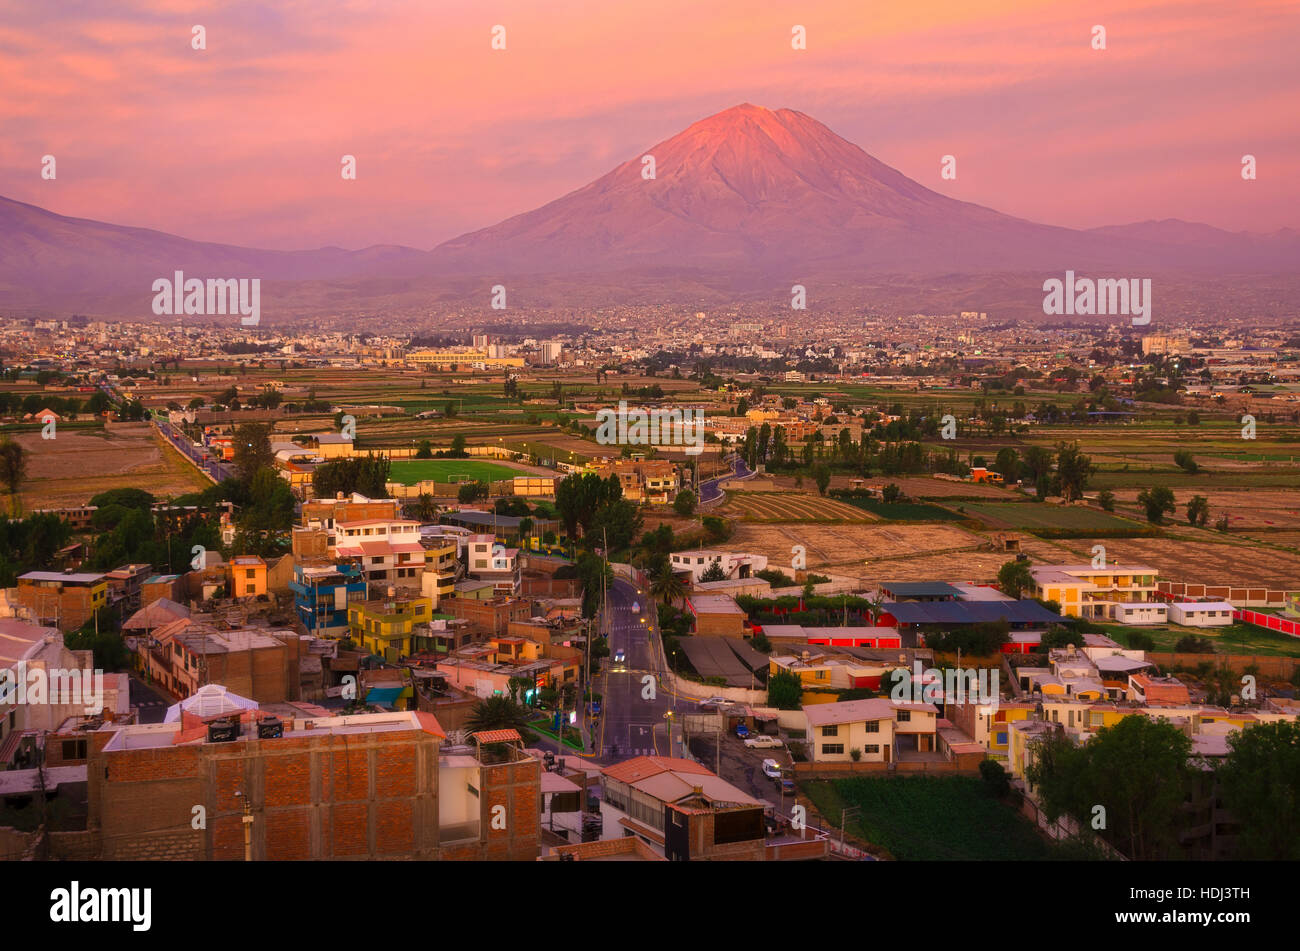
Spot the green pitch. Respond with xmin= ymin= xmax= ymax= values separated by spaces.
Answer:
xmin=389 ymin=459 xmax=520 ymax=485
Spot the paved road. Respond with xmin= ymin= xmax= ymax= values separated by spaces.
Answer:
xmin=593 ymin=575 xmax=794 ymax=812
xmin=594 ymin=578 xmax=682 ymax=762
xmin=698 ymin=455 xmax=751 ymax=503
xmin=129 ymin=676 xmax=171 ymax=724
xmin=156 ymin=419 xmax=233 ymax=483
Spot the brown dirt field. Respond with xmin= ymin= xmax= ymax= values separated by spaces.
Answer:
xmin=721 ymin=492 xmax=875 ymax=523
xmin=1110 ymin=487 xmax=1300 ymax=531
xmin=1015 ymin=535 xmax=1300 ymax=590
xmin=14 ymin=425 xmax=212 ymax=511
xmin=727 ymin=522 xmax=989 ymax=579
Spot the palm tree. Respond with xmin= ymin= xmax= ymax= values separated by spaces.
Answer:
xmin=465 ymin=695 xmax=532 ymax=734
xmin=410 ymin=492 xmax=436 ymax=522
xmin=650 ymin=562 xmax=685 ymax=607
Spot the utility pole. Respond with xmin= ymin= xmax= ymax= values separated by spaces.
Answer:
xmin=236 ymin=790 xmax=253 ymax=861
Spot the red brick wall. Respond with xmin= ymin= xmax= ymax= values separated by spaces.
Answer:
xmin=93 ymin=727 xmax=443 ymax=860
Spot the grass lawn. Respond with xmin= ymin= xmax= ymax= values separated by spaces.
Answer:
xmin=1098 ymin=621 xmax=1300 ymax=657
xmin=801 ymin=775 xmax=1061 ymax=860
xmin=388 ymin=459 xmax=520 ymax=484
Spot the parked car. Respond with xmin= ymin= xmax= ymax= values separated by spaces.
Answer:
xmin=735 ymin=724 xmax=750 ymax=739
xmin=781 ymin=777 xmax=796 ymax=795
xmin=744 ymin=735 xmax=782 ymax=749
xmin=698 ymin=697 xmax=728 ymax=708
xmin=761 ymin=759 xmax=783 ymax=780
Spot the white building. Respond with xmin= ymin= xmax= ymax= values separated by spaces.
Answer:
xmin=670 ymin=549 xmax=768 ymax=583
xmin=1167 ymin=601 xmax=1236 ymax=627
xmin=332 ymin=518 xmax=425 ymax=590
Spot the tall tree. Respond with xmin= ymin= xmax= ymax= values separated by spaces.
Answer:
xmin=0 ymin=438 xmax=27 ymax=515
xmin=232 ymin=422 xmax=274 ymax=484
xmin=1055 ymin=441 xmax=1093 ymax=503
xmin=1217 ymin=721 xmax=1300 ymax=860
xmin=1027 ymin=716 xmax=1193 ymax=860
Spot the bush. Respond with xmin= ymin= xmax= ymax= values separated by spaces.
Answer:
xmin=1175 ymin=635 xmax=1215 ymax=653
xmin=979 ymin=758 xmax=1010 ymax=797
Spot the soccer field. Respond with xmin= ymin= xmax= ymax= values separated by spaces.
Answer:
xmin=388 ymin=459 xmax=520 ymax=484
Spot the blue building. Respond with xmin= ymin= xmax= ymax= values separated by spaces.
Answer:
xmin=290 ymin=562 xmax=366 ymax=637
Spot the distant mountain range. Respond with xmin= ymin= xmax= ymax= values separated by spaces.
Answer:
xmin=3 ymin=103 xmax=1297 ymax=319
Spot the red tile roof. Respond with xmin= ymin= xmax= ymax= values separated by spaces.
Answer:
xmin=473 ymin=728 xmax=522 ymax=744
xmin=602 ymin=755 xmax=713 ymax=784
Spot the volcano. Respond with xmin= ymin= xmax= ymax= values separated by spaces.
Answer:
xmin=427 ymin=103 xmax=1298 ymax=277
xmin=1 ymin=102 xmax=1297 ymax=315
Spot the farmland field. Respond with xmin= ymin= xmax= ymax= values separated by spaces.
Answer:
xmin=958 ymin=501 xmax=1149 ymax=533
xmin=721 ymin=491 xmax=875 ymax=523
xmin=13 ymin=424 xmax=212 ymax=511
xmin=1028 ymin=535 xmax=1300 ymax=590
xmin=726 ymin=522 xmax=990 ymax=578
xmin=388 ymin=459 xmax=522 ymax=484
xmin=802 ymin=776 xmax=1061 ymax=860
xmin=833 ymin=497 xmax=966 ymax=521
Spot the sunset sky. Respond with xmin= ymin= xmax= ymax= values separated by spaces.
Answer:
xmin=2 ymin=0 xmax=1296 ymax=251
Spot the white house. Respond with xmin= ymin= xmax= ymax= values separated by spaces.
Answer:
xmin=1167 ymin=601 xmax=1236 ymax=627
xmin=670 ymin=549 xmax=768 ymax=583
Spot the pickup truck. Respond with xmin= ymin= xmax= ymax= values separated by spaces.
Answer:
xmin=743 ymin=735 xmax=782 ymax=749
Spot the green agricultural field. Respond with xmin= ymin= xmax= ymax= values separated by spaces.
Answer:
xmin=802 ymin=776 xmax=1066 ymax=860
xmin=958 ymin=500 xmax=1146 ymax=532
xmin=388 ymin=459 xmax=520 ymax=484
xmin=836 ymin=497 xmax=966 ymax=521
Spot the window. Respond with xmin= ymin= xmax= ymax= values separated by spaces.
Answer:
xmin=245 ymin=569 xmax=255 ymax=579
xmin=995 ymin=732 xmax=1008 ymax=745
xmin=864 ymin=744 xmax=880 ymax=754
xmin=821 ymin=744 xmax=845 ymax=756
xmin=865 ymin=721 xmax=879 ymax=733
xmin=821 ymin=725 xmax=839 ymax=737
xmin=246 ymin=584 xmax=255 ymax=594
xmin=62 ymin=739 xmax=87 ymax=760
xmin=896 ymin=710 xmax=910 ymax=722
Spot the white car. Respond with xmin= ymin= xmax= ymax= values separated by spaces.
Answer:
xmin=697 ymin=697 xmax=729 ymax=708
xmin=744 ymin=735 xmax=783 ymax=749
xmin=761 ymin=759 xmax=783 ymax=780
xmin=613 ymin=649 xmax=626 ymax=667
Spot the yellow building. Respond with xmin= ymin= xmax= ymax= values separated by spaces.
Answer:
xmin=1029 ymin=564 xmax=1160 ymax=620
xmin=422 ymin=542 xmax=459 ymax=606
xmin=406 ymin=349 xmax=524 ymax=369
xmin=512 ymin=475 xmax=556 ymax=499
xmin=228 ymin=555 xmax=267 ymax=598
xmin=348 ymin=595 xmax=433 ymax=662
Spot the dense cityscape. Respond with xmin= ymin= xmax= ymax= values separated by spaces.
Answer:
xmin=4 ymin=0 xmax=1297 ymax=935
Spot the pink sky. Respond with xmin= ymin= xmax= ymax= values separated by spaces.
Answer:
xmin=1 ymin=0 xmax=1297 ymax=251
